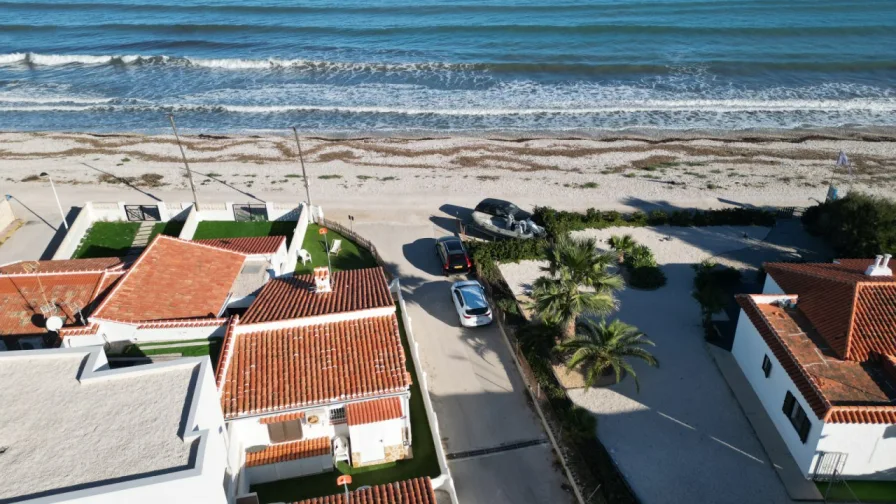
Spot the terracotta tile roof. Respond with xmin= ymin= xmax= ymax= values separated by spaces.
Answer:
xmin=765 ymin=260 xmax=896 ymax=361
xmin=245 ymin=437 xmax=330 ymax=467
xmin=194 ymin=236 xmax=286 ymax=255
xmin=290 ymin=477 xmax=436 ymax=504
xmin=58 ymin=323 xmax=100 ymax=338
xmin=346 ymin=397 xmax=403 ymax=426
xmin=241 ymin=267 xmax=393 ymax=324
xmin=737 ymin=294 xmax=896 ymax=424
xmin=259 ymin=411 xmax=305 ymax=424
xmin=136 ymin=318 xmax=228 ymax=330
xmin=0 ymin=257 xmax=124 ymax=275
xmin=219 ymin=314 xmax=411 ymax=419
xmin=0 ymin=273 xmax=109 ymax=337
xmin=92 ymin=235 xmax=247 ymax=323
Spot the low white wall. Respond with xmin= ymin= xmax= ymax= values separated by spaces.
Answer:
xmin=178 ymin=204 xmax=201 ymax=240
xmin=52 ymin=201 xmax=96 ymax=259
xmin=285 ymin=203 xmax=309 ymax=273
xmin=390 ymin=279 xmax=459 ymax=504
xmin=268 ymin=202 xmax=302 ymax=222
xmin=0 ymin=198 xmax=15 ymax=230
xmin=245 ymin=455 xmax=332 ymax=485
xmin=819 ymin=421 xmax=896 ymax=479
xmin=195 ymin=203 xmax=234 ymax=221
xmin=732 ymin=308 xmax=823 ymax=477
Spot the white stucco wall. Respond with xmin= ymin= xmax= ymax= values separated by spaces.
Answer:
xmin=819 ymin=422 xmax=896 ymax=480
xmin=349 ymin=418 xmax=405 ymax=464
xmin=0 ymin=198 xmax=15 ymax=231
xmin=762 ymin=274 xmax=785 ymax=295
xmin=732 ymin=308 xmax=823 ymax=477
xmin=16 ymin=356 xmax=230 ymax=504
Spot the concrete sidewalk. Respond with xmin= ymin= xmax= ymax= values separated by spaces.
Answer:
xmin=708 ymin=345 xmax=824 ymax=502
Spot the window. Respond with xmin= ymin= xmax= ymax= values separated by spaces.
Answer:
xmin=762 ymin=355 xmax=772 ymax=378
xmin=782 ymin=391 xmax=811 ymax=443
xmin=330 ymin=406 xmax=346 ymax=424
xmin=267 ymin=419 xmax=302 ymax=444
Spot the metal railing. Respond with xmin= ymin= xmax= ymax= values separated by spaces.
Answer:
xmin=318 ymin=217 xmax=392 ymax=280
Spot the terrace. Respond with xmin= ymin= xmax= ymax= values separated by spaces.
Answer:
xmin=296 ymin=223 xmax=377 ymax=274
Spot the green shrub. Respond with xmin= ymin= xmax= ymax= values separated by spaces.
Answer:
xmin=647 ymin=210 xmax=668 ymax=226
xmin=624 ymin=244 xmax=657 ymax=269
xmin=629 ymin=266 xmax=667 ymax=289
xmin=802 ymin=192 xmax=896 ymax=257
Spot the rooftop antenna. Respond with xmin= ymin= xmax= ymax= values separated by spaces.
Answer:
xmin=21 ymin=261 xmax=56 ymax=317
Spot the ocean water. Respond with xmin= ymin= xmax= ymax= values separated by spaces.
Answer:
xmin=0 ymin=0 xmax=895 ymax=133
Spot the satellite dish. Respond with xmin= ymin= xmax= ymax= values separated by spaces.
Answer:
xmin=45 ymin=316 xmax=64 ymax=332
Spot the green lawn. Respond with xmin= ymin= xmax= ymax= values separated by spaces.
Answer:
xmin=251 ymin=305 xmax=441 ymax=503
xmin=816 ymin=480 xmax=896 ymax=502
xmin=193 ymin=221 xmax=298 ymax=246
xmin=149 ymin=220 xmax=185 ymax=242
xmin=297 ymin=224 xmax=377 ymax=274
xmin=73 ymin=222 xmax=140 ymax=258
xmin=117 ymin=338 xmax=223 ymax=368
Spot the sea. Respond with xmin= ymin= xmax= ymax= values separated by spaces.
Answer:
xmin=0 ymin=0 xmax=895 ymax=134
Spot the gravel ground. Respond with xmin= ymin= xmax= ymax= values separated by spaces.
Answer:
xmin=499 ymin=226 xmax=793 ymax=504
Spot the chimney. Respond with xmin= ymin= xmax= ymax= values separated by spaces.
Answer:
xmin=313 ymin=266 xmax=332 ymax=293
xmin=865 ymin=254 xmax=893 ymax=277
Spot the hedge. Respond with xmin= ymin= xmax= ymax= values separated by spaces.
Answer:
xmin=533 ymin=206 xmax=776 ymax=239
xmin=802 ymin=192 xmax=896 ymax=257
xmin=623 ymin=244 xmax=666 ymax=290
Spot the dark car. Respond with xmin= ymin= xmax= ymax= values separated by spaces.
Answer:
xmin=435 ymin=236 xmax=471 ymax=275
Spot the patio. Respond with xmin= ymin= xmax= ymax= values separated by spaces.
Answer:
xmin=295 ymin=224 xmax=377 ymax=274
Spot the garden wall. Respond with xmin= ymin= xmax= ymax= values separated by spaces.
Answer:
xmin=52 ymin=201 xmax=96 ymax=259
xmin=0 ymin=198 xmax=15 ymax=231
xmin=390 ymin=279 xmax=459 ymax=504
xmin=284 ymin=203 xmax=309 ymax=273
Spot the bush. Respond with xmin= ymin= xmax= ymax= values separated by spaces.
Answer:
xmin=623 ymin=244 xmax=666 ymax=289
xmin=533 ymin=206 xmax=775 ymax=236
xmin=467 ymin=238 xmax=547 ymax=281
xmin=801 ymin=192 xmax=896 ymax=257
xmin=629 ymin=266 xmax=667 ymax=289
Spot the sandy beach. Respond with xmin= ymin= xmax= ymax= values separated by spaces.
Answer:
xmin=2 ymin=130 xmax=896 ymax=214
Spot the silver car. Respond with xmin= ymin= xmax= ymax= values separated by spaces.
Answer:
xmin=450 ymin=280 xmax=493 ymax=327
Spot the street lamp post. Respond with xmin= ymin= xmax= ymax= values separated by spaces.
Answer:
xmin=39 ymin=172 xmax=68 ymax=230
xmin=168 ymin=114 xmax=200 ymax=208
xmin=291 ymin=127 xmax=313 ymax=207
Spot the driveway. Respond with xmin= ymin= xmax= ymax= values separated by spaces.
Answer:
xmin=354 ymin=220 xmax=572 ymax=504
xmin=501 ymin=226 xmax=794 ymax=504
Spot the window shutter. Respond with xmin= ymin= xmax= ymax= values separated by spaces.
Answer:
xmin=798 ymin=417 xmax=811 ymax=443
xmin=267 ymin=423 xmax=286 ymax=444
xmin=782 ymin=391 xmax=795 ymax=416
xmin=284 ymin=420 xmax=303 ymax=442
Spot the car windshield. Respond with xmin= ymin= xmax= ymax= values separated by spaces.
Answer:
xmin=460 ymin=285 xmax=488 ymax=315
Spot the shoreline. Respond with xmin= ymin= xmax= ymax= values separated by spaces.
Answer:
xmin=3 ymin=126 xmax=896 ymax=143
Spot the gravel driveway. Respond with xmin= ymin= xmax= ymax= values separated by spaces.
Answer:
xmin=500 ymin=226 xmax=793 ymax=504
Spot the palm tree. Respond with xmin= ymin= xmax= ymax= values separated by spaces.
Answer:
xmin=529 ymin=274 xmax=618 ymax=340
xmin=542 ymin=236 xmax=617 ymax=287
xmin=607 ymin=234 xmax=637 ymax=264
xmin=554 ymin=318 xmax=658 ymax=392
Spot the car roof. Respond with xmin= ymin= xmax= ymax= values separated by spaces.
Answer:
xmin=457 ymin=284 xmax=488 ymax=308
xmin=438 ymin=238 xmax=465 ymax=253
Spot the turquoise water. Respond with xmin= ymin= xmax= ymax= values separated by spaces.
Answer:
xmin=0 ymin=0 xmax=894 ymax=132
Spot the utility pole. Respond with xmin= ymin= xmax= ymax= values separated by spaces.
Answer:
xmin=168 ymin=114 xmax=199 ymax=208
xmin=292 ymin=127 xmax=313 ymax=207
xmin=39 ymin=172 xmax=68 ymax=229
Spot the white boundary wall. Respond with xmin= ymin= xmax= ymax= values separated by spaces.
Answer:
xmin=0 ymin=198 xmax=15 ymax=231
xmin=53 ymin=202 xmax=96 ymax=259
xmin=390 ymin=279 xmax=459 ymax=504
xmin=284 ymin=203 xmax=309 ymax=273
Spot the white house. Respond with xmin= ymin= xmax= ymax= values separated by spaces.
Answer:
xmin=63 ymin=235 xmax=282 ymax=348
xmin=732 ymin=257 xmax=896 ymax=482
xmin=0 ymin=346 xmax=231 ymax=503
xmin=215 ymin=266 xmax=415 ymax=497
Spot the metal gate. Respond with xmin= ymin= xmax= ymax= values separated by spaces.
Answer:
xmin=233 ymin=203 xmax=268 ymax=222
xmin=124 ymin=205 xmax=161 ymax=221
